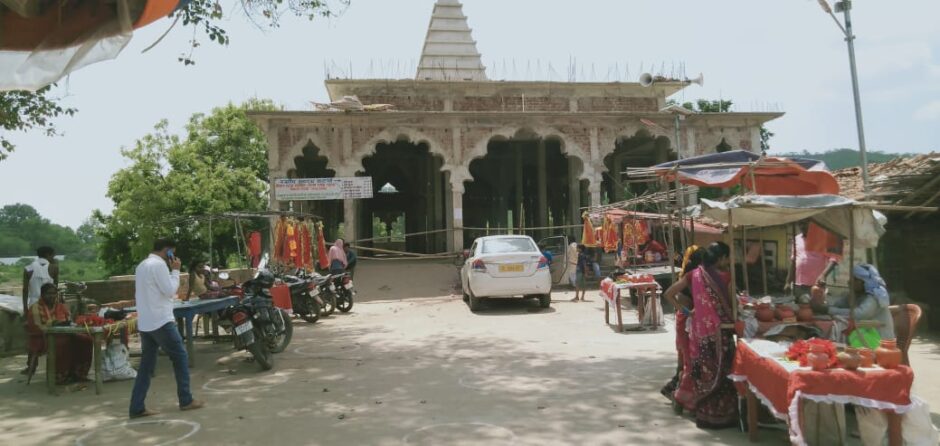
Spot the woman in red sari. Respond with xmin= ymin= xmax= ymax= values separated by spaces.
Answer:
xmin=664 ymin=242 xmax=737 ymax=429
xmin=26 ymin=283 xmax=93 ymax=384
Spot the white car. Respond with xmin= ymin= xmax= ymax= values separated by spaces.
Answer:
xmin=461 ymin=235 xmax=560 ymax=311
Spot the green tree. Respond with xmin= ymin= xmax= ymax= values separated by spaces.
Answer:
xmin=0 ymin=86 xmax=77 ymax=160
xmin=0 ymin=203 xmax=84 ymax=256
xmin=96 ymin=101 xmax=272 ymax=275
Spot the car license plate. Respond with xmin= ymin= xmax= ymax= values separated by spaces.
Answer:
xmin=234 ymin=321 xmax=253 ymax=335
xmin=344 ymin=282 xmax=354 ymax=290
xmin=499 ymin=264 xmax=524 ymax=273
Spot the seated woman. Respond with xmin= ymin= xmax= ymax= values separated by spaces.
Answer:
xmin=26 ymin=283 xmax=93 ymax=384
xmin=827 ymin=263 xmax=895 ymax=340
xmin=187 ymin=260 xmax=211 ymax=300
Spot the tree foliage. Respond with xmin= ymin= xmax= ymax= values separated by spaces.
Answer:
xmin=95 ymin=101 xmax=274 ymax=275
xmin=0 ymin=203 xmax=97 ymax=259
xmin=175 ymin=0 xmax=349 ymax=64
xmin=0 ymin=86 xmax=77 ymax=160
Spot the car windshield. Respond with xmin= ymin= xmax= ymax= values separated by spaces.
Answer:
xmin=481 ymin=238 xmax=537 ymax=254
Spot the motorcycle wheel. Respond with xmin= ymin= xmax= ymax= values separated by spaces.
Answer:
xmin=320 ymin=292 xmax=336 ymax=317
xmin=337 ymin=292 xmax=353 ymax=313
xmin=269 ymin=310 xmax=293 ymax=353
xmin=247 ymin=330 xmax=274 ymax=371
xmin=301 ymin=296 xmax=320 ymax=323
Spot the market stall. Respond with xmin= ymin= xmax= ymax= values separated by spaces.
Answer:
xmin=698 ymin=194 xmax=920 ymax=445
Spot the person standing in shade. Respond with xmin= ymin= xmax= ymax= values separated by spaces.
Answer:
xmin=341 ymin=239 xmax=357 ymax=279
xmin=21 ymin=246 xmax=57 ymax=374
xmin=129 ymin=239 xmax=204 ymax=419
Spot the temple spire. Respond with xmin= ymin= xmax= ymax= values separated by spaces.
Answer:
xmin=416 ymin=0 xmax=487 ymax=81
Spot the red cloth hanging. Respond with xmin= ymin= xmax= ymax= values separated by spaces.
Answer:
xmin=300 ymin=223 xmax=313 ymax=271
xmin=247 ymin=231 xmax=262 ymax=268
xmin=582 ymin=213 xmax=598 ymax=247
xmin=285 ymin=222 xmax=299 ymax=267
xmin=274 ymin=218 xmax=288 ymax=264
xmin=602 ymin=216 xmax=618 ymax=253
xmin=317 ymin=222 xmax=330 ymax=270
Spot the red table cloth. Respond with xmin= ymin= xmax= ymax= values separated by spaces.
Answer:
xmin=730 ymin=339 xmax=914 ymax=445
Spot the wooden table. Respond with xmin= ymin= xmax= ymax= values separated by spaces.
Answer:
xmin=125 ymin=296 xmax=238 ymax=367
xmin=731 ymin=339 xmax=913 ymax=445
xmin=45 ymin=320 xmax=136 ymax=395
xmin=600 ymin=278 xmax=662 ymax=332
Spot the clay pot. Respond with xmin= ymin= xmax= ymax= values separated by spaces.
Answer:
xmin=875 ymin=339 xmax=903 ymax=369
xmin=807 ymin=344 xmax=830 ymax=371
xmin=837 ymin=348 xmax=861 ymax=371
xmin=797 ymin=304 xmax=815 ymax=322
xmin=756 ymin=304 xmax=775 ymax=322
xmin=775 ymin=305 xmax=795 ymax=321
xmin=858 ymin=348 xmax=875 ymax=368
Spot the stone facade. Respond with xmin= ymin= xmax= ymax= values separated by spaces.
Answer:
xmin=251 ymin=0 xmax=782 ymax=252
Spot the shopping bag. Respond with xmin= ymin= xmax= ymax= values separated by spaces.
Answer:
xmin=847 ymin=327 xmax=881 ymax=350
xmin=102 ymin=339 xmax=137 ymax=381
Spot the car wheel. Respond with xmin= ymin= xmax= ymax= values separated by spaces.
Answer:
xmin=539 ymin=294 xmax=552 ymax=308
xmin=468 ymin=293 xmax=482 ymax=312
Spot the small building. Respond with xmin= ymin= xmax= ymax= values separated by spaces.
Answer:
xmin=835 ymin=153 xmax=940 ymax=329
xmin=250 ymin=0 xmax=782 ymax=254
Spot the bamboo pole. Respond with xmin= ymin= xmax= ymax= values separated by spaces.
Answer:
xmin=728 ymin=209 xmax=738 ymax=323
xmin=742 ymin=225 xmax=750 ymax=296
xmin=664 ymin=179 xmax=678 ymax=283
xmin=758 ymin=226 xmax=768 ymax=295
xmin=848 ymin=207 xmax=856 ymax=324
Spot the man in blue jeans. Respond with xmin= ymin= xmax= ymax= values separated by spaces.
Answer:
xmin=129 ymin=238 xmax=204 ymax=418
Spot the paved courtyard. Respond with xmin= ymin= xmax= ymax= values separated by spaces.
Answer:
xmin=1 ymin=261 xmax=937 ymax=445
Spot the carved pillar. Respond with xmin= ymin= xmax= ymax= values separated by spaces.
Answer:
xmin=537 ymin=139 xmax=548 ymax=237
xmin=568 ymin=157 xmax=581 ymax=228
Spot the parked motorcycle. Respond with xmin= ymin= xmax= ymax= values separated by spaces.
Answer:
xmin=331 ymin=273 xmax=355 ymax=313
xmin=279 ymin=273 xmax=323 ymax=323
xmin=221 ymin=268 xmax=293 ymax=370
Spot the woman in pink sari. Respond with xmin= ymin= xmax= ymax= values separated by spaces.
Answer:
xmin=661 ymin=245 xmax=704 ymax=412
xmin=664 ymin=242 xmax=737 ymax=429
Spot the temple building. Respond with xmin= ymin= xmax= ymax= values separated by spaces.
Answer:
xmin=250 ymin=0 xmax=782 ymax=253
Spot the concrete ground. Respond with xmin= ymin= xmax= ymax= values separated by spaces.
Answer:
xmin=0 ymin=260 xmax=937 ymax=445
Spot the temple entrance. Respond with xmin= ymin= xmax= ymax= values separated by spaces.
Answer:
xmin=601 ymin=130 xmax=675 ymax=205
xmin=290 ymin=142 xmax=343 ymax=240
xmin=357 ymin=140 xmax=447 ymax=254
xmin=463 ymin=131 xmax=585 ymax=246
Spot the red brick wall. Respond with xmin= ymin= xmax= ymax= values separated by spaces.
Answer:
xmin=577 ymin=97 xmax=657 ymax=112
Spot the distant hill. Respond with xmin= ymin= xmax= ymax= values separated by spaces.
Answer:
xmin=775 ymin=149 xmax=912 ymax=170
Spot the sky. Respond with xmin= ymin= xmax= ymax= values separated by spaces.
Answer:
xmin=1 ymin=0 xmax=939 ymax=229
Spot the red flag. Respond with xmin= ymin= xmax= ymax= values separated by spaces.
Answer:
xmin=316 ymin=222 xmax=329 ymax=270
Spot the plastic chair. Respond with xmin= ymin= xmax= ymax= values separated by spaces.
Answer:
xmin=889 ymin=304 xmax=922 ymax=366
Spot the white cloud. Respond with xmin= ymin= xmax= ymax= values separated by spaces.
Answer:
xmin=857 ymin=42 xmax=932 ymax=78
xmin=913 ymin=101 xmax=940 ymax=121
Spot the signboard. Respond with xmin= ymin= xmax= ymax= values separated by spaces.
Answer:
xmin=274 ymin=177 xmax=374 ymax=201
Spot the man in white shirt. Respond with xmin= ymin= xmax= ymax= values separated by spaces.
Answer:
xmin=22 ymin=246 xmax=57 ymax=312
xmin=129 ymin=239 xmax=204 ymax=418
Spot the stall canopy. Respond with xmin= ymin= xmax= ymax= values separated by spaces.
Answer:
xmin=699 ymin=194 xmax=886 ymax=248
xmin=0 ymin=0 xmax=180 ymax=91
xmin=651 ymin=150 xmax=840 ymax=195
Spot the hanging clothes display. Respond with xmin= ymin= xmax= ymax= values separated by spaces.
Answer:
xmin=602 ymin=215 xmax=619 ymax=253
xmin=582 ymin=213 xmax=598 ymax=247
xmin=247 ymin=231 xmax=262 ymax=268
xmin=299 ymin=221 xmax=313 ymax=271
xmin=285 ymin=221 xmax=300 ymax=267
xmin=622 ymin=219 xmax=650 ymax=249
xmin=316 ymin=221 xmax=330 ymax=270
xmin=274 ymin=216 xmax=288 ymax=264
